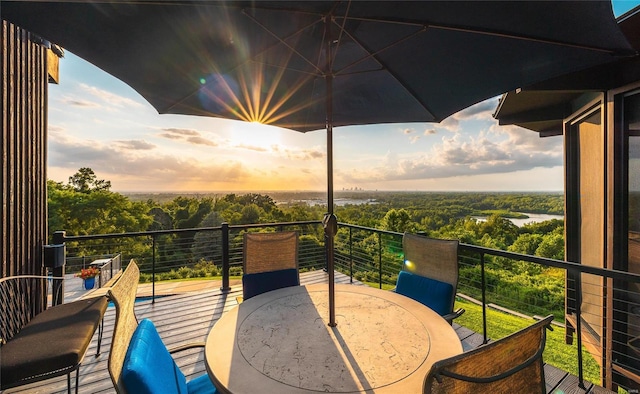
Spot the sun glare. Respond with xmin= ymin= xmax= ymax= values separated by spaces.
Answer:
xmin=228 ymin=120 xmax=284 ymax=151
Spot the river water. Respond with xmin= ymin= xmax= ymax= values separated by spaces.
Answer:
xmin=472 ymin=213 xmax=564 ymax=227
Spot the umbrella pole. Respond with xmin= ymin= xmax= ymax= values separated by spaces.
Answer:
xmin=324 ymin=15 xmax=337 ymax=327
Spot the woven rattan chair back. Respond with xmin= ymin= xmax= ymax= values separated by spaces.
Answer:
xmin=0 ymin=276 xmax=49 ymax=344
xmin=107 ymin=260 xmax=140 ymax=394
xmin=243 ymin=231 xmax=299 ymax=275
xmin=402 ymin=233 xmax=459 ymax=307
xmin=423 ymin=315 xmax=553 ymax=394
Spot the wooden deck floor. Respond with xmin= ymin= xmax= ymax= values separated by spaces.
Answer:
xmin=4 ymin=270 xmax=613 ymax=394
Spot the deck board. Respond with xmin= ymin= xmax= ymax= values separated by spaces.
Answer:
xmin=2 ymin=270 xmax=614 ymax=394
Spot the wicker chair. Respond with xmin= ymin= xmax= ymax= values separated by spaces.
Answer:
xmin=423 ymin=315 xmax=554 ymax=393
xmin=106 ymin=260 xmax=216 ymax=394
xmin=107 ymin=260 xmax=141 ymax=394
xmin=241 ymin=231 xmax=299 ymax=300
xmin=395 ymin=233 xmax=464 ymax=322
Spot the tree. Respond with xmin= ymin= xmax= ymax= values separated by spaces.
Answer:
xmin=48 ymin=175 xmax=152 ymax=240
xmin=381 ymin=209 xmax=415 ymax=233
xmin=535 ymin=232 xmax=565 ymax=260
xmin=239 ymin=204 xmax=261 ymax=224
xmin=192 ymin=211 xmax=224 ymax=263
xmin=508 ymin=233 xmax=544 ymax=256
xmin=480 ymin=214 xmax=519 ymax=248
xmin=68 ymin=167 xmax=111 ymax=193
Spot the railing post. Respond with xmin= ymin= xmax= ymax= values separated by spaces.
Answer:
xmin=152 ymin=235 xmax=156 ymax=303
xmin=221 ymin=223 xmax=230 ymax=292
xmin=480 ymin=252 xmax=488 ymax=344
xmin=51 ymin=231 xmax=66 ymax=305
xmin=573 ymin=269 xmax=586 ymax=389
xmin=349 ymin=227 xmax=353 ymax=283
xmin=378 ymin=233 xmax=382 ymax=289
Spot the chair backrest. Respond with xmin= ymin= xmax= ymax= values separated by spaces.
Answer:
xmin=0 ymin=276 xmax=49 ymax=343
xmin=243 ymin=231 xmax=298 ymax=274
xmin=423 ymin=315 xmax=553 ymax=394
xmin=107 ymin=260 xmax=140 ymax=394
xmin=121 ymin=318 xmax=188 ymax=394
xmin=242 ymin=231 xmax=299 ymax=300
xmin=401 ymin=233 xmax=459 ymax=313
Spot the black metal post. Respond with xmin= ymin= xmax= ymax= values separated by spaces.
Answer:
xmin=221 ymin=223 xmax=230 ymax=292
xmin=574 ymin=270 xmax=586 ymax=389
xmin=349 ymin=227 xmax=353 ymax=283
xmin=378 ymin=233 xmax=382 ymax=289
xmin=325 ymin=15 xmax=337 ymax=328
xmin=152 ymin=235 xmax=156 ymax=303
xmin=481 ymin=252 xmax=488 ymax=344
xmin=52 ymin=231 xmax=66 ymax=305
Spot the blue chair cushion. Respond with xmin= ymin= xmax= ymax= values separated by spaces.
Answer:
xmin=187 ymin=374 xmax=218 ymax=394
xmin=122 ymin=319 xmax=188 ymax=394
xmin=242 ymin=268 xmax=299 ymax=300
xmin=395 ymin=271 xmax=454 ymax=316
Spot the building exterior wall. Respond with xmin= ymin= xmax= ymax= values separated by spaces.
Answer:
xmin=1 ymin=20 xmax=48 ymax=277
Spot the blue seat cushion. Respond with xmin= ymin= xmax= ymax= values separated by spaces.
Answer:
xmin=187 ymin=374 xmax=218 ymax=394
xmin=395 ymin=271 xmax=454 ymax=316
xmin=242 ymin=268 xmax=299 ymax=300
xmin=122 ymin=319 xmax=188 ymax=394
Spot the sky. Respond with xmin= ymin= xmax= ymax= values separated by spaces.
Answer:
xmin=45 ymin=1 xmax=639 ymax=193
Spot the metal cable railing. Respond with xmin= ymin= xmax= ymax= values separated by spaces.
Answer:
xmin=55 ymin=221 xmax=640 ymax=391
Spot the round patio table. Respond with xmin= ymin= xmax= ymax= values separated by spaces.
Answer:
xmin=204 ymin=283 xmax=463 ymax=394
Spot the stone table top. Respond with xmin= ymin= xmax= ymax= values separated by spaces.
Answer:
xmin=205 ymin=283 xmax=462 ymax=394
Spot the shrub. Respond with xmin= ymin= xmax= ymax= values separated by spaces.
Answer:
xmin=192 ymin=268 xmax=208 ymax=278
xmin=229 ymin=266 xmax=243 ymax=276
xmin=177 ymin=266 xmax=190 ymax=279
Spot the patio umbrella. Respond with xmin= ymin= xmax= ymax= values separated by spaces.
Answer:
xmin=2 ymin=0 xmax=633 ymax=326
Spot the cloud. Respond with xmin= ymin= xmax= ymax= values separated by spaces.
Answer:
xmin=261 ymin=144 xmax=324 ymax=160
xmin=47 ymin=134 xmax=250 ymax=188
xmin=61 ymin=97 xmax=100 ymax=108
xmin=163 ymin=128 xmax=200 ymax=136
xmin=115 ymin=140 xmax=156 ymax=150
xmin=433 ymin=97 xmax=500 ymax=133
xmin=158 ymin=128 xmax=217 ymax=146
xmin=455 ymin=98 xmax=499 ymax=120
xmin=340 ymin=124 xmax=562 ymax=184
xmin=281 ymin=146 xmax=324 ymax=160
xmin=424 ymin=129 xmax=436 ymax=135
xmin=236 ymin=143 xmax=268 ymax=152
xmin=186 ymin=136 xmax=217 ymax=146
xmin=403 ymin=128 xmax=414 ymax=135
xmin=78 ymin=83 xmax=144 ymax=109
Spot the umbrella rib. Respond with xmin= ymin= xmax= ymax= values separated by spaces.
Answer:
xmin=342 ymin=15 xmax=628 ymax=55
xmin=331 ymin=22 xmax=426 ymax=77
xmin=242 ymin=8 xmax=327 ymax=76
xmin=331 ymin=21 xmax=437 ymax=121
xmin=329 ymin=0 xmax=352 ymax=72
xmin=429 ymin=24 xmax=621 ymax=54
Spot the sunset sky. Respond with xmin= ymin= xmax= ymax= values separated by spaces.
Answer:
xmin=45 ymin=1 xmax=638 ymax=193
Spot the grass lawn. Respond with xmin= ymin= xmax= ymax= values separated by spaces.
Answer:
xmin=454 ymin=298 xmax=602 ymax=386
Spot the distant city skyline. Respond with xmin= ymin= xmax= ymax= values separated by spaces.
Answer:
xmin=46 ymin=1 xmax=638 ymax=193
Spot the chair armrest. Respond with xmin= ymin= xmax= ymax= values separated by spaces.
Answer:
xmin=442 ymin=308 xmax=465 ymax=324
xmin=168 ymin=342 xmax=206 ymax=354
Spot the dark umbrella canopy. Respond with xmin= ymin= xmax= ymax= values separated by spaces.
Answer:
xmin=1 ymin=1 xmax=633 ymax=132
xmin=2 ymin=1 xmax=633 ymax=327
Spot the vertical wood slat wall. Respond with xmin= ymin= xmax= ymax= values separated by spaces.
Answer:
xmin=1 ymin=20 xmax=48 ymax=277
